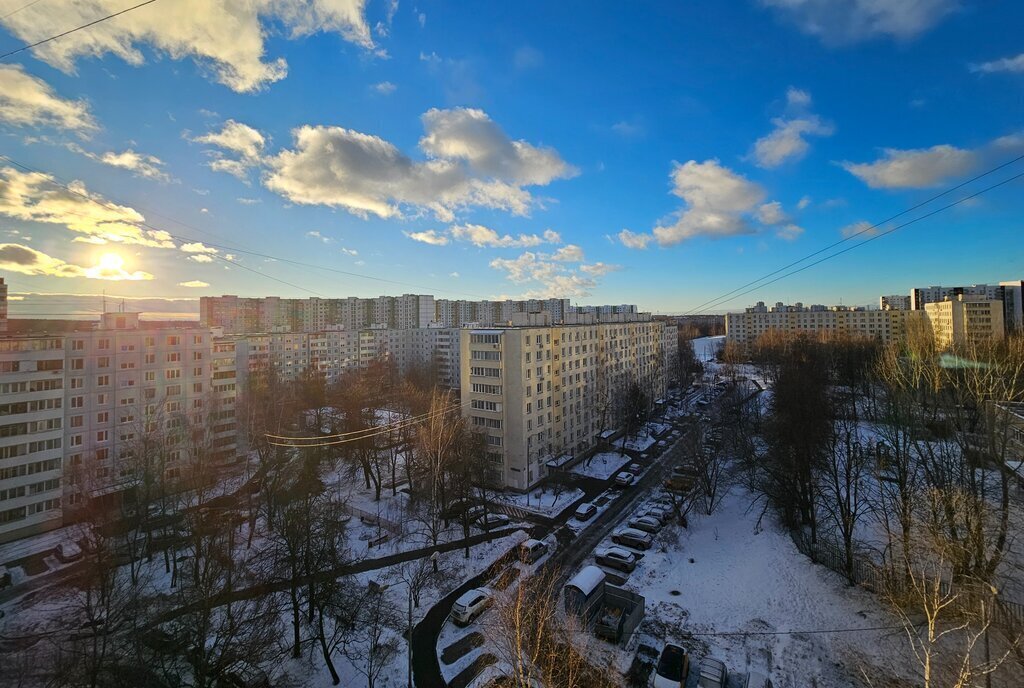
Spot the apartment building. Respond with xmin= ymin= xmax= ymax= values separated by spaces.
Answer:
xmin=909 ymin=282 xmax=1024 ymax=332
xmin=663 ymin=324 xmax=680 ymax=384
xmin=924 ymin=296 xmax=1006 ymax=349
xmin=461 ymin=313 xmax=669 ymax=491
xmin=62 ymin=313 xmax=227 ymax=510
xmin=0 ymin=277 xmax=8 ymax=333
xmin=880 ymin=295 xmax=911 ymax=311
xmin=0 ymin=335 xmax=66 ymax=544
xmin=725 ymin=302 xmax=911 ymax=345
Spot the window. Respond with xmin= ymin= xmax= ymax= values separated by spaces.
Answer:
xmin=72 ymin=339 xmax=85 ymax=351
xmin=97 ymin=375 xmax=110 ymax=387
xmin=193 ymin=335 xmax=203 ymax=345
xmin=166 ymin=352 xmax=181 ymax=363
xmin=193 ymin=367 xmax=203 ymax=377
xmin=97 ymin=338 xmax=110 ymax=350
xmin=145 ymin=353 xmax=156 ymax=365
xmin=97 ymin=357 xmax=110 ymax=368
xmin=96 ymin=430 xmax=108 ymax=443
xmin=71 ymin=358 xmax=84 ymax=370
xmin=165 ymin=369 xmax=181 ymax=380
xmin=145 ymin=336 xmax=155 ymax=347
xmin=96 ymin=394 xmax=107 ymax=405
xmin=167 ymin=335 xmax=180 ymax=346
xmin=144 ymin=371 xmax=156 ymax=382
xmin=70 ymin=396 xmax=84 ymax=409
xmin=193 ymin=351 xmax=203 ymax=361
xmin=96 ymin=412 xmax=109 ymax=424
xmin=193 ymin=382 xmax=203 ymax=394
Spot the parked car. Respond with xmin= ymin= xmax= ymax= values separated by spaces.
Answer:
xmin=628 ymin=462 xmax=643 ymax=474
xmin=644 ymin=506 xmax=670 ymax=523
xmin=518 ymin=538 xmax=548 ymax=564
xmin=594 ymin=546 xmax=637 ymax=572
xmin=734 ymin=672 xmax=773 ymax=688
xmin=628 ymin=516 xmax=662 ymax=534
xmin=652 ymin=644 xmax=689 ymax=688
xmin=698 ymin=657 xmax=728 ymax=688
xmin=614 ymin=471 xmax=636 ymax=487
xmin=612 ymin=527 xmax=653 ymax=550
xmin=451 ymin=587 xmax=493 ymax=626
xmin=475 ymin=513 xmax=510 ymax=530
xmin=575 ymin=502 xmax=597 ymax=521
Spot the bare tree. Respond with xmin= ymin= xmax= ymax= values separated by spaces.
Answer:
xmin=340 ymin=586 xmax=402 ymax=688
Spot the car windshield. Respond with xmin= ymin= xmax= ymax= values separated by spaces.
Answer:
xmin=657 ymin=646 xmax=685 ymax=680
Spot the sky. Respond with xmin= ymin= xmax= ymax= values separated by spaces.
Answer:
xmin=0 ymin=0 xmax=1022 ymax=319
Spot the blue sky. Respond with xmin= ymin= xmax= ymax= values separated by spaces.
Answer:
xmin=0 ymin=0 xmax=1022 ymax=318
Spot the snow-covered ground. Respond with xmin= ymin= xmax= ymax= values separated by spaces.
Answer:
xmin=593 ymin=487 xmax=915 ymax=687
xmin=494 ymin=487 xmax=584 ymax=517
xmin=571 ymin=451 xmax=633 ymax=480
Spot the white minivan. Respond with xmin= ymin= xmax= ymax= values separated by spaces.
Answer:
xmin=518 ymin=538 xmax=548 ymax=564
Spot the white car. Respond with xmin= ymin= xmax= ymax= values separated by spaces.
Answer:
xmin=451 ymin=588 xmax=493 ymax=626
xmin=614 ymin=471 xmax=636 ymax=487
xmin=628 ymin=516 xmax=662 ymax=534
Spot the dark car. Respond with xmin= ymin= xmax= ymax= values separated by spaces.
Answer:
xmin=653 ymin=644 xmax=690 ymax=688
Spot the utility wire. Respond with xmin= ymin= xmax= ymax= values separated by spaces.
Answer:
xmin=268 ymin=401 xmax=474 ymax=447
xmin=1 ymin=0 xmax=46 ymax=21
xmin=266 ymin=402 xmax=464 ymax=442
xmin=688 ymin=169 xmax=1024 ymax=315
xmin=683 ymin=153 xmax=1024 ymax=317
xmin=0 ymin=0 xmax=162 ymax=61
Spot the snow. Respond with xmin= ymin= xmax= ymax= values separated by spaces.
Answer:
xmin=493 ymin=487 xmax=584 ymax=517
xmin=571 ymin=452 xmax=633 ymax=480
xmin=567 ymin=565 xmax=607 ymax=597
xmin=605 ymin=487 xmax=914 ymax=687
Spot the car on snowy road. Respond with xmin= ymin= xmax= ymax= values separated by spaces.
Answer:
xmin=612 ymin=527 xmax=653 ymax=550
xmin=594 ymin=546 xmax=638 ymax=572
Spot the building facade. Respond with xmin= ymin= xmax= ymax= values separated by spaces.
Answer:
xmin=461 ymin=314 xmax=669 ymax=491
xmin=880 ymin=294 xmax=911 ymax=311
xmin=0 ymin=335 xmax=66 ymax=544
xmin=924 ymin=297 xmax=1006 ymax=349
xmin=725 ymin=303 xmax=911 ymax=345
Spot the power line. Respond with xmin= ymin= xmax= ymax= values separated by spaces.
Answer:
xmin=0 ymin=0 xmax=161 ymax=61
xmin=268 ymin=401 xmax=474 ymax=447
xmin=688 ymin=169 xmax=1024 ymax=315
xmin=0 ymin=155 xmax=496 ymax=300
xmin=1 ymin=0 xmax=46 ymax=21
xmin=684 ymin=153 xmax=1024 ymax=317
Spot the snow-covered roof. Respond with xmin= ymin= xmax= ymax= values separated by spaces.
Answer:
xmin=566 ymin=565 xmax=606 ymax=597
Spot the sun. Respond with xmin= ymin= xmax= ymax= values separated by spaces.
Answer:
xmin=97 ymin=253 xmax=125 ymax=271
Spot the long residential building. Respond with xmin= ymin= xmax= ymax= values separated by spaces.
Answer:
xmin=461 ymin=312 xmax=672 ymax=491
xmin=725 ymin=302 xmax=911 ymax=344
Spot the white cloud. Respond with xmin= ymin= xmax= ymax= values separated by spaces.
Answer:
xmin=611 ymin=120 xmax=644 ymax=138
xmin=0 ymin=64 xmax=96 ymax=133
xmin=841 ymin=144 xmax=978 ymax=188
xmin=0 ymin=243 xmax=152 ymax=280
xmin=449 ymin=271 xmax=460 ymax=278
xmin=839 ymin=220 xmax=878 ymax=238
xmin=69 ymin=144 xmax=171 ymax=182
xmin=236 ymin=197 xmax=261 ymax=205
xmin=970 ymin=53 xmax=1024 ymax=74
xmin=373 ymin=80 xmax=397 ymax=94
xmin=760 ymin=0 xmax=957 ymax=45
xmin=192 ymin=119 xmax=266 ymax=180
xmin=264 ymin=108 xmax=575 ymax=221
xmin=755 ymin=201 xmax=789 ymax=225
xmin=618 ymin=229 xmax=652 ymax=250
xmin=0 ymin=1 xmax=374 ymax=93
xmin=579 ymin=261 xmax=621 ymax=277
xmin=340 ymin=247 xmax=358 ymax=256
xmin=776 ymin=223 xmax=804 ymax=241
xmin=0 ymin=167 xmax=173 ymax=248
xmin=753 ymin=115 xmax=833 ymax=167
xmin=550 ymin=244 xmax=584 ymax=262
xmin=652 ymin=160 xmax=766 ymax=246
xmin=305 ymin=230 xmax=332 ymax=244
xmin=404 ymin=229 xmax=449 ymax=246
xmin=449 ymin=223 xmax=560 ymax=249
xmin=786 ymin=87 xmax=812 ymax=109
xmin=797 ymin=195 xmax=812 ymax=209
xmin=180 ymin=241 xmax=218 ymax=254
xmin=178 ymin=280 xmax=210 ymax=287
xmin=188 ymin=254 xmax=215 ymax=263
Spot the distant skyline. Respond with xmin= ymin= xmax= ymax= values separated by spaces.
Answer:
xmin=1 ymin=1 xmax=1022 ymax=316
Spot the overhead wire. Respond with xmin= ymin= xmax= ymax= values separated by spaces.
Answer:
xmin=0 ymin=0 xmax=162 ymax=61
xmin=0 ymin=0 xmax=46 ymax=21
xmin=683 ymin=153 xmax=1024 ymax=317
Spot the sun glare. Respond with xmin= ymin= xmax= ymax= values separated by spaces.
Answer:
xmin=97 ymin=253 xmax=125 ymax=271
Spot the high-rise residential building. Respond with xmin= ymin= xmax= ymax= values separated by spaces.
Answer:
xmin=0 ymin=277 xmax=8 ymax=333
xmin=880 ymin=295 xmax=911 ymax=311
xmin=909 ymin=282 xmax=1023 ymax=333
xmin=924 ymin=297 xmax=1006 ymax=349
xmin=725 ymin=303 xmax=911 ymax=344
xmin=62 ymin=313 xmax=227 ymax=511
xmin=0 ymin=335 xmax=66 ymax=544
xmin=461 ymin=313 xmax=670 ymax=490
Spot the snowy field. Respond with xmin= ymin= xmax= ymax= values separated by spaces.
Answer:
xmin=609 ymin=488 xmax=914 ymax=687
xmin=571 ymin=451 xmax=633 ymax=480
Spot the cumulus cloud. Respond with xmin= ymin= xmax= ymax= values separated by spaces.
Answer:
xmin=449 ymin=223 xmax=561 ymax=248
xmin=760 ymin=0 xmax=957 ymax=45
xmin=971 ymin=53 xmax=1024 ymax=74
xmin=755 ymin=201 xmax=789 ymax=225
xmin=752 ymin=87 xmax=833 ymax=168
xmin=551 ymin=244 xmax=585 ymax=262
xmin=404 ymin=229 xmax=449 ymax=245
xmin=0 ymin=243 xmax=153 ymax=280
xmin=180 ymin=241 xmax=219 ymax=263
xmin=373 ymin=80 xmax=397 ymax=94
xmin=0 ymin=167 xmax=173 ymax=247
xmin=305 ymin=230 xmax=332 ymax=243
xmin=797 ymin=195 xmax=812 ymax=209
xmin=617 ymin=229 xmax=652 ymax=249
xmin=192 ymin=119 xmax=266 ymax=180
xmin=0 ymin=1 xmax=374 ymax=93
xmin=178 ymin=280 xmax=210 ymax=287
xmin=0 ymin=64 xmax=96 ymax=133
xmin=488 ymin=243 xmax=617 ymax=298
xmin=840 ymin=220 xmax=879 ymax=238
xmin=257 ymin=108 xmax=576 ymax=221
xmin=579 ymin=261 xmax=621 ymax=277
xmin=69 ymin=144 xmax=171 ymax=182
xmin=776 ymin=224 xmax=805 ymax=241
xmin=842 ymin=144 xmax=978 ymax=188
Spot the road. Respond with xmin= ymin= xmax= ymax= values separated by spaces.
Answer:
xmin=411 ymin=403 xmax=700 ymax=688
